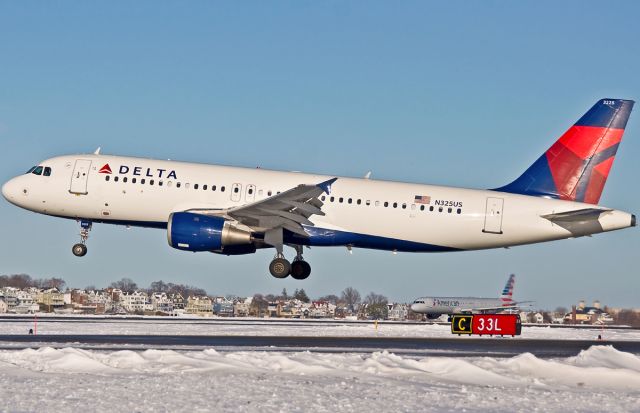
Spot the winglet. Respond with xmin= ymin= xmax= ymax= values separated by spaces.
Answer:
xmin=317 ymin=178 xmax=338 ymax=195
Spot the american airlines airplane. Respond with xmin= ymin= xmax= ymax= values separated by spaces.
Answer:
xmin=410 ymin=274 xmax=527 ymax=319
xmin=1 ymin=99 xmax=636 ymax=280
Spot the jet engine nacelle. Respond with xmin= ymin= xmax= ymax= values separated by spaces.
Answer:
xmin=426 ymin=313 xmax=441 ymax=320
xmin=167 ymin=212 xmax=252 ymax=252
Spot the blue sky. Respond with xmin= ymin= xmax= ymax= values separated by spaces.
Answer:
xmin=1 ymin=1 xmax=639 ymax=309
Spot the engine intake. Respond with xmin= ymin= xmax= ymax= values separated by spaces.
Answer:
xmin=168 ymin=212 xmax=252 ymax=252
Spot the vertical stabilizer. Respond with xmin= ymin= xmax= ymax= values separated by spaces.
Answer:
xmin=496 ymin=99 xmax=634 ymax=204
xmin=500 ymin=274 xmax=515 ymax=303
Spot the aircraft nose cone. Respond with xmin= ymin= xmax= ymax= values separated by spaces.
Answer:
xmin=1 ymin=180 xmax=12 ymax=201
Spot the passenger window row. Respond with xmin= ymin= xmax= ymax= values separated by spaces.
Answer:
xmin=320 ymin=195 xmax=462 ymax=214
xmin=104 ymin=175 xmax=227 ymax=192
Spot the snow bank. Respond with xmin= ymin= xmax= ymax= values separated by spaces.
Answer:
xmin=1 ymin=346 xmax=639 ymax=412
xmin=1 ymin=345 xmax=639 ymax=390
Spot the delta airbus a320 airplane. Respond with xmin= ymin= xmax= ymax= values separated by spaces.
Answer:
xmin=2 ymin=99 xmax=636 ymax=280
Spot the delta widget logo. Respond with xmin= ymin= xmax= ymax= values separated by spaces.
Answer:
xmin=98 ymin=164 xmax=113 ymax=174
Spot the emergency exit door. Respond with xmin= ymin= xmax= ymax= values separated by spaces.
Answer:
xmin=69 ymin=159 xmax=92 ymax=195
xmin=483 ymin=197 xmax=504 ymax=234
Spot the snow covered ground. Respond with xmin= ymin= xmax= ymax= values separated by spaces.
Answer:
xmin=0 ymin=345 xmax=639 ymax=412
xmin=2 ymin=317 xmax=639 ymax=341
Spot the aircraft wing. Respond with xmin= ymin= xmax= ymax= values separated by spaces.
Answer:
xmin=190 ymin=178 xmax=337 ymax=237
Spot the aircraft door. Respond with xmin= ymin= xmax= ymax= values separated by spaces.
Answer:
xmin=483 ymin=197 xmax=504 ymax=234
xmin=69 ymin=159 xmax=92 ymax=195
xmin=231 ymin=183 xmax=242 ymax=202
xmin=245 ymin=184 xmax=256 ymax=203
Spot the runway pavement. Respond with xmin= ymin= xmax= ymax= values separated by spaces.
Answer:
xmin=1 ymin=334 xmax=639 ymax=358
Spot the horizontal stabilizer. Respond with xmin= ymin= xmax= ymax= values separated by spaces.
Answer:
xmin=541 ymin=208 xmax=610 ymax=236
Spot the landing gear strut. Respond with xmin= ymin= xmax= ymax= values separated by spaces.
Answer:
xmin=264 ymin=228 xmax=312 ymax=280
xmin=72 ymin=220 xmax=91 ymax=257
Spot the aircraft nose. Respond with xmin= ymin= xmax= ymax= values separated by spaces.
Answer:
xmin=1 ymin=179 xmax=13 ymax=201
xmin=2 ymin=177 xmax=22 ymax=204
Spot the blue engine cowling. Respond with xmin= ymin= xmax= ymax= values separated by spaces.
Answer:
xmin=168 ymin=212 xmax=252 ymax=252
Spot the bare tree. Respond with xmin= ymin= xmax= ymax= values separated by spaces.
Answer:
xmin=109 ymin=278 xmax=138 ymax=293
xmin=363 ymin=292 xmax=389 ymax=320
xmin=317 ymin=294 xmax=340 ymax=305
xmin=341 ymin=287 xmax=361 ymax=312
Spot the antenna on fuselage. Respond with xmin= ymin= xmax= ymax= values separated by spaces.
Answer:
xmin=93 ymin=147 xmax=102 ymax=155
xmin=364 ymin=171 xmax=372 ymax=179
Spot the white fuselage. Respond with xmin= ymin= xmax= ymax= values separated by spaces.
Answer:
xmin=410 ymin=297 xmax=508 ymax=315
xmin=1 ymin=154 xmax=635 ymax=252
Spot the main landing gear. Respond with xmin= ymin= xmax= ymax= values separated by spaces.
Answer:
xmin=268 ymin=245 xmax=311 ymax=280
xmin=72 ymin=220 xmax=92 ymax=257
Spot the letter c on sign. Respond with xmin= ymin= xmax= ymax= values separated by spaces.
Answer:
xmin=458 ymin=317 xmax=467 ymax=331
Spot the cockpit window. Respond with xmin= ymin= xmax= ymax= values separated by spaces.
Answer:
xmin=43 ymin=167 xmax=52 ymax=176
xmin=32 ymin=166 xmax=44 ymax=176
xmin=26 ymin=166 xmax=37 ymax=174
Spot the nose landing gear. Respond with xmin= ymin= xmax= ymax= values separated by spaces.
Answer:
xmin=72 ymin=220 xmax=91 ymax=257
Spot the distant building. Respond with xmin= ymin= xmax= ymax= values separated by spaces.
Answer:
xmin=388 ymin=303 xmax=409 ymax=321
xmin=185 ymin=296 xmax=213 ymax=316
xmin=564 ymin=300 xmax=614 ymax=325
xmin=37 ymin=288 xmax=65 ymax=310
xmin=0 ymin=300 xmax=7 ymax=314
xmin=234 ymin=298 xmax=251 ymax=317
xmin=120 ymin=291 xmax=148 ymax=313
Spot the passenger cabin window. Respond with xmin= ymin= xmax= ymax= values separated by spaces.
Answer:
xmin=123 ymin=177 xmax=128 ymax=183
xmin=114 ymin=176 xmax=119 ymax=182
xmin=132 ymin=178 xmax=137 ymax=184
xmin=105 ymin=175 xmax=110 ymax=181
xmin=234 ymin=187 xmax=239 ymax=193
xmin=221 ymin=186 xmax=225 ymax=192
xmin=150 ymin=180 xmax=155 ymax=186
xmin=177 ymin=182 xmax=181 ymax=188
xmin=194 ymin=184 xmax=199 ymax=190
xmin=141 ymin=179 xmax=146 ymax=184
xmin=203 ymin=185 xmax=207 ymax=190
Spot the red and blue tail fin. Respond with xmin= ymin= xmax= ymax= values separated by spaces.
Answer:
xmin=496 ymin=99 xmax=634 ymax=204
xmin=500 ymin=274 xmax=515 ymax=303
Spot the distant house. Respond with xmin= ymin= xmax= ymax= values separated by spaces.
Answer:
xmin=120 ymin=291 xmax=148 ymax=313
xmin=234 ymin=298 xmax=251 ymax=317
xmin=170 ymin=293 xmax=185 ymax=310
xmin=185 ymin=296 xmax=213 ymax=316
xmin=36 ymin=288 xmax=65 ymax=311
xmin=0 ymin=300 xmax=7 ymax=314
xmin=388 ymin=304 xmax=409 ymax=321
xmin=564 ymin=300 xmax=614 ymax=325
xmin=150 ymin=293 xmax=174 ymax=314
xmin=213 ymin=297 xmax=234 ymax=317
